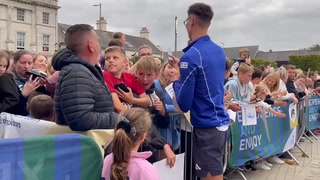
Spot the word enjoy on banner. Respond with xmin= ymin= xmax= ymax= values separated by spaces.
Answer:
xmin=229 ymin=102 xmax=297 ymax=167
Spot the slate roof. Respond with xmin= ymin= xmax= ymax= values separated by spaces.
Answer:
xmin=254 ymin=50 xmax=320 ymax=62
xmin=162 ymin=45 xmax=260 ymax=61
xmin=57 ymin=23 xmax=162 ymax=55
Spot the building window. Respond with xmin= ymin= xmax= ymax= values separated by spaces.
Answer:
xmin=17 ymin=32 xmax=26 ymax=50
xmin=43 ymin=35 xmax=50 ymax=51
xmin=42 ymin=12 xmax=49 ymax=24
xmin=17 ymin=9 xmax=25 ymax=21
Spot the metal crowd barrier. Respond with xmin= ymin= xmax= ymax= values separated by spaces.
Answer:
xmin=161 ymin=95 xmax=320 ymax=180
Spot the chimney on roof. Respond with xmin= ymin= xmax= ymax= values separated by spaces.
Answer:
xmin=140 ymin=27 xmax=149 ymax=39
xmin=269 ymin=49 xmax=272 ymax=52
xmin=96 ymin=17 xmax=107 ymax=31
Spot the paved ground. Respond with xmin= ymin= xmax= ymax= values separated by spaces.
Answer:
xmin=227 ymin=135 xmax=320 ymax=180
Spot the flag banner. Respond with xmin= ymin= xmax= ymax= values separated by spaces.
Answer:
xmin=0 ymin=134 xmax=102 ymax=180
xmin=229 ymin=102 xmax=297 ymax=167
xmin=306 ymin=95 xmax=320 ymax=131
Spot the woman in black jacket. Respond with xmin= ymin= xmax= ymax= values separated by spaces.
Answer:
xmin=0 ymin=51 xmax=20 ymax=113
xmin=2 ymin=50 xmax=43 ymax=115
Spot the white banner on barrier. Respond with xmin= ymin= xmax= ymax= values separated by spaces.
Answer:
xmin=165 ymin=83 xmax=174 ymax=100
xmin=283 ymin=127 xmax=297 ymax=152
xmin=241 ymin=104 xmax=257 ymax=126
xmin=0 ymin=113 xmax=62 ymax=139
xmin=0 ymin=112 xmax=114 ymax=156
xmin=154 ymin=153 xmax=185 ymax=180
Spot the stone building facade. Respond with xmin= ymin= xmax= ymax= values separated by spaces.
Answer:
xmin=0 ymin=0 xmax=59 ymax=56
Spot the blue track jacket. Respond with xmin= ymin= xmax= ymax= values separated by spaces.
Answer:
xmin=173 ymin=35 xmax=229 ymax=128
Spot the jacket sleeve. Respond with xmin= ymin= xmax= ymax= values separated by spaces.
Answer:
xmin=46 ymin=71 xmax=59 ymax=98
xmin=149 ymin=124 xmax=167 ymax=150
xmin=59 ymin=70 xmax=118 ymax=131
xmin=286 ymin=80 xmax=305 ymax=99
xmin=173 ymin=56 xmax=197 ymax=112
xmin=0 ymin=75 xmax=20 ymax=112
xmin=154 ymin=90 xmax=170 ymax=128
xmin=225 ymin=80 xmax=240 ymax=103
xmin=230 ymin=61 xmax=239 ymax=75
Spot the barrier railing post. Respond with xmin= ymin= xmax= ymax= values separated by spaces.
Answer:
xmin=295 ymin=98 xmax=310 ymax=158
xmin=308 ymin=130 xmax=318 ymax=140
xmin=286 ymin=151 xmax=299 ymax=165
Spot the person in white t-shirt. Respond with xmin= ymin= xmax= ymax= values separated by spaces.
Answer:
xmin=254 ymin=85 xmax=286 ymax=117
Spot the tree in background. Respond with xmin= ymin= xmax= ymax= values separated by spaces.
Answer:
xmin=289 ymin=55 xmax=320 ymax=72
xmin=230 ymin=58 xmax=277 ymax=67
xmin=307 ymin=44 xmax=320 ymax=51
xmin=301 ymin=44 xmax=320 ymax=51
xmin=251 ymin=58 xmax=277 ymax=68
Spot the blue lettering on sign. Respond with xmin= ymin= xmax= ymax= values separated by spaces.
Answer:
xmin=1 ymin=119 xmax=21 ymax=128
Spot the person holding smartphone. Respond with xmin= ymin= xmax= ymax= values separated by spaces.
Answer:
xmin=103 ymin=46 xmax=150 ymax=113
xmin=10 ymin=50 xmax=48 ymax=115
xmin=230 ymin=48 xmax=252 ymax=77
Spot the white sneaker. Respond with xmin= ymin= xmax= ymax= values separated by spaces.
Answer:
xmin=263 ymin=160 xmax=273 ymax=167
xmin=253 ymin=162 xmax=271 ymax=170
xmin=267 ymin=156 xmax=284 ymax=165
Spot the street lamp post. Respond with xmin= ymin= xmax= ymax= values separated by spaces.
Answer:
xmin=174 ymin=16 xmax=178 ymax=54
xmin=93 ymin=3 xmax=102 ymax=30
xmin=221 ymin=42 xmax=225 ymax=48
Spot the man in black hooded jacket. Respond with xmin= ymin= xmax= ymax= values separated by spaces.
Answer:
xmin=52 ymin=24 xmax=117 ymax=131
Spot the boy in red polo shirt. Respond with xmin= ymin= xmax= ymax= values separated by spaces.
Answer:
xmin=103 ymin=46 xmax=150 ymax=113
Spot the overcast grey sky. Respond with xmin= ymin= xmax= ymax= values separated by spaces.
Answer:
xmin=58 ymin=0 xmax=320 ymax=52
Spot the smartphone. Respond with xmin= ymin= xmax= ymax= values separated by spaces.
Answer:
xmin=25 ymin=70 xmax=47 ymax=81
xmin=114 ymin=82 xmax=130 ymax=93
xmin=245 ymin=53 xmax=250 ymax=59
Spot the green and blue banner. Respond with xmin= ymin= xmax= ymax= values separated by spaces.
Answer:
xmin=0 ymin=134 xmax=102 ymax=180
xmin=229 ymin=102 xmax=297 ymax=167
xmin=306 ymin=95 xmax=320 ymax=131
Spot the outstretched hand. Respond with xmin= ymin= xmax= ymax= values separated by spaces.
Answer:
xmin=168 ymin=55 xmax=180 ymax=67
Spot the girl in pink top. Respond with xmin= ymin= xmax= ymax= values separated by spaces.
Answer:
xmin=102 ymin=108 xmax=159 ymax=180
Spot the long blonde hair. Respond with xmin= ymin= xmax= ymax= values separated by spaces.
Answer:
xmin=110 ymin=108 xmax=152 ymax=180
xmin=159 ymin=62 xmax=179 ymax=90
xmin=261 ymin=72 xmax=280 ymax=93
xmin=276 ymin=66 xmax=288 ymax=82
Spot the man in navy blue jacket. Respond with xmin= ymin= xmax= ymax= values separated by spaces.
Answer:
xmin=173 ymin=3 xmax=229 ymax=180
